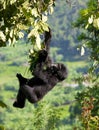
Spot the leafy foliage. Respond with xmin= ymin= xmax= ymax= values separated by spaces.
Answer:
xmin=0 ymin=0 xmax=56 ymax=74
xmin=0 ymin=0 xmax=54 ymax=47
xmin=0 ymin=101 xmax=7 ymax=130
xmin=0 ymin=100 xmax=7 ymax=108
xmin=74 ymin=0 xmax=99 ymax=72
xmin=1 ymin=0 xmax=99 ymax=129
xmin=0 ymin=126 xmax=5 ymax=130
xmin=32 ymin=101 xmax=61 ymax=130
xmin=76 ymin=86 xmax=99 ymax=129
xmin=76 ymin=81 xmax=99 ymax=116
xmin=73 ymin=0 xmax=99 ymax=129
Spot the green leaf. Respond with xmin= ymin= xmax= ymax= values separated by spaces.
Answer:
xmin=88 ymin=15 xmax=93 ymax=24
xmin=31 ymin=8 xmax=39 ymax=17
xmin=0 ymin=31 xmax=6 ymax=42
xmin=93 ymin=18 xmax=99 ymax=29
xmin=0 ymin=100 xmax=7 ymax=108
xmin=40 ymin=22 xmax=49 ymax=32
xmin=36 ymin=34 xmax=41 ymax=50
xmin=44 ymin=0 xmax=50 ymax=4
xmin=81 ymin=46 xmax=85 ymax=56
xmin=10 ymin=29 xmax=13 ymax=38
xmin=18 ymin=32 xmax=24 ymax=38
xmin=10 ymin=0 xmax=17 ymax=5
xmin=49 ymin=6 xmax=54 ymax=14
xmin=80 ymin=9 xmax=89 ymax=16
xmin=0 ymin=125 xmax=5 ymax=130
xmin=42 ymin=15 xmax=48 ymax=22
xmin=78 ymin=33 xmax=86 ymax=41
xmin=28 ymin=29 xmax=38 ymax=38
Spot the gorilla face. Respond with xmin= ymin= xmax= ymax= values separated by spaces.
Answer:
xmin=48 ymin=63 xmax=68 ymax=81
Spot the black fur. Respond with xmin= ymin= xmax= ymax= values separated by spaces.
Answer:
xmin=13 ymin=28 xmax=68 ymax=108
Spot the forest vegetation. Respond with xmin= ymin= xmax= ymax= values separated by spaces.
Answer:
xmin=0 ymin=0 xmax=99 ymax=130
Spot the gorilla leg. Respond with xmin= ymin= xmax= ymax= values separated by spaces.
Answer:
xmin=21 ymin=85 xmax=39 ymax=104
xmin=13 ymin=88 xmax=26 ymax=108
xmin=16 ymin=73 xmax=28 ymax=86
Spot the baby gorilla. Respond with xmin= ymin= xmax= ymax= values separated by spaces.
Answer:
xmin=13 ymin=28 xmax=68 ymax=108
xmin=13 ymin=50 xmax=67 ymax=108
